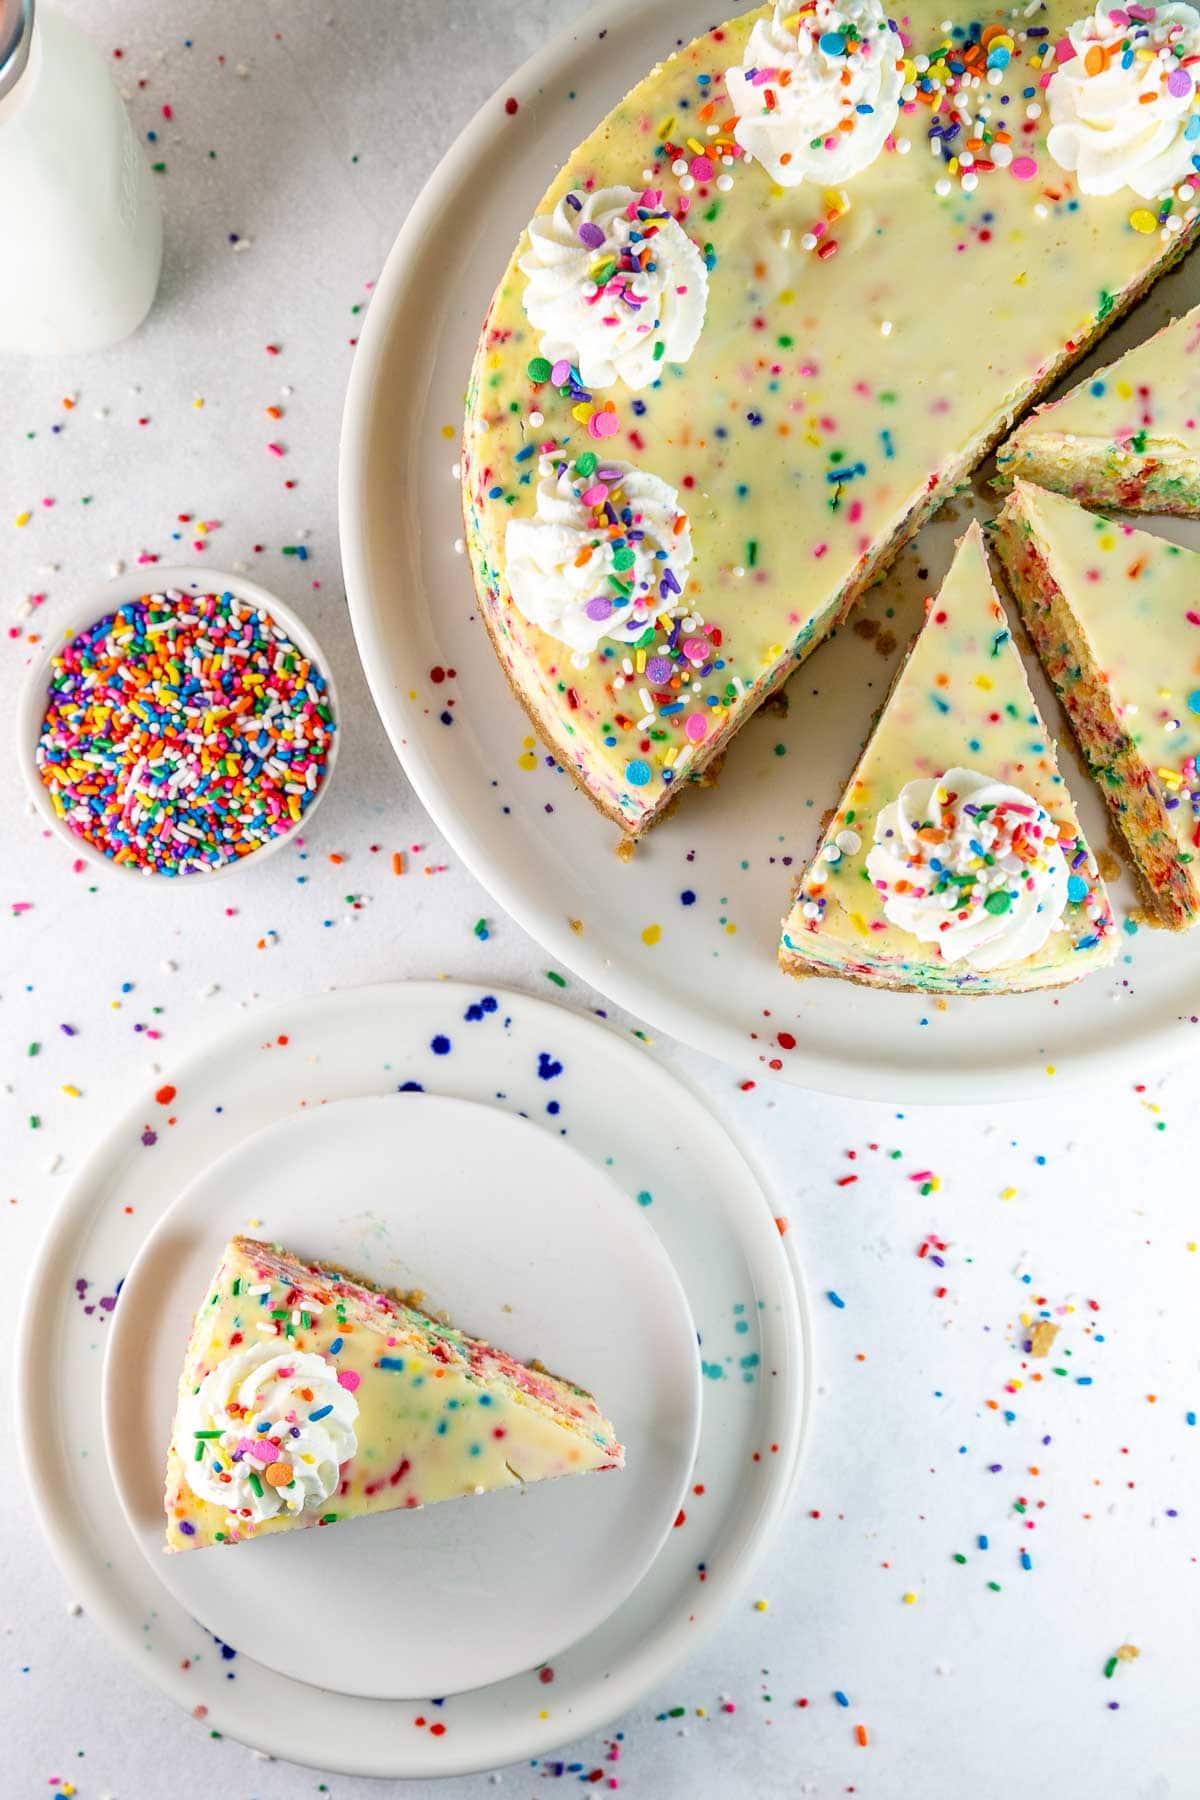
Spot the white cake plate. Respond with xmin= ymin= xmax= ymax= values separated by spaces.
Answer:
xmin=17 ymin=981 xmax=805 ymax=1779
xmin=103 ymin=1093 xmax=702 ymax=1701
xmin=340 ymin=0 xmax=1200 ymax=1101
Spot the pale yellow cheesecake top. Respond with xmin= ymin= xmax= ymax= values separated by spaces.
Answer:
xmin=463 ymin=0 xmax=1200 ymax=832
xmin=1000 ymin=302 xmax=1200 ymax=463
xmin=780 ymin=523 xmax=1116 ymax=990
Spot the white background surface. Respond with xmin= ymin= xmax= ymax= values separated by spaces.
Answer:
xmin=2 ymin=3 xmax=1198 ymax=1796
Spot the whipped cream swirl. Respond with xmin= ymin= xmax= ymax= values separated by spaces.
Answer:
xmin=725 ymin=0 xmax=904 ymax=186
xmin=1046 ymin=2 xmax=1200 ymax=199
xmin=179 ymin=1342 xmax=359 ymax=1524
xmin=505 ymin=455 xmax=694 ymax=656
xmin=864 ymin=768 xmax=1071 ymax=971
xmin=519 ymin=187 xmax=708 ymax=390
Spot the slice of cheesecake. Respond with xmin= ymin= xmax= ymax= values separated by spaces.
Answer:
xmin=779 ymin=522 xmax=1116 ymax=992
xmin=996 ymin=305 xmax=1200 ymax=516
xmin=994 ymin=481 xmax=1200 ymax=929
xmin=164 ymin=1236 xmax=623 ymax=1551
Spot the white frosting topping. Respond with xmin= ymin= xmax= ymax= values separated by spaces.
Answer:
xmin=725 ymin=0 xmax=904 ymax=186
xmin=504 ymin=455 xmax=694 ymax=655
xmin=178 ymin=1342 xmax=358 ymax=1525
xmin=518 ymin=187 xmax=708 ymax=391
xmin=1046 ymin=2 xmax=1200 ymax=199
xmin=864 ymin=768 xmax=1071 ymax=971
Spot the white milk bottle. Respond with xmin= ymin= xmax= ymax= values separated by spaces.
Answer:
xmin=0 ymin=0 xmax=163 ymax=354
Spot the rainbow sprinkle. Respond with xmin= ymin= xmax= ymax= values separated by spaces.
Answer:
xmin=35 ymin=589 xmax=335 ymax=876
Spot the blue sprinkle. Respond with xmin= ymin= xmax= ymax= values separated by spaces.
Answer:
xmin=833 ymin=1690 xmax=850 ymax=1707
xmin=379 ymin=1356 xmax=406 ymax=1371
xmin=827 ymin=1290 xmax=845 ymax=1309
xmin=308 ymin=1404 xmax=333 ymax=1422
xmin=1020 ymin=1551 xmax=1032 ymax=1570
xmin=430 ymin=1034 xmax=451 ymax=1055
xmin=978 ymin=1534 xmax=989 ymax=1550
xmin=329 ymin=1336 xmax=344 ymax=1354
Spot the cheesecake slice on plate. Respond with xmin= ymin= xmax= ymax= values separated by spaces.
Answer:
xmin=996 ymin=305 xmax=1200 ymax=516
xmin=779 ymin=522 xmax=1116 ymax=992
xmin=995 ymin=481 xmax=1200 ymax=929
xmin=164 ymin=1236 xmax=623 ymax=1550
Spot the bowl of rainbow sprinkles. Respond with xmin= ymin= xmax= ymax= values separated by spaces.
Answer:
xmin=18 ymin=567 xmax=340 ymax=881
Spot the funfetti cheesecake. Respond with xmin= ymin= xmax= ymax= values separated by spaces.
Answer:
xmin=995 ymin=480 xmax=1200 ymax=928
xmin=996 ymin=303 xmax=1200 ymax=514
xmin=779 ymin=523 xmax=1116 ymax=991
xmin=463 ymin=0 xmax=1200 ymax=838
xmin=164 ymin=1237 xmax=623 ymax=1551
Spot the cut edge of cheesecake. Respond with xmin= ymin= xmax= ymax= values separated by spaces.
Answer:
xmin=779 ymin=520 xmax=1118 ymax=993
xmin=994 ymin=303 xmax=1200 ymax=517
xmin=993 ymin=479 xmax=1200 ymax=931
xmin=464 ymin=150 xmax=1200 ymax=841
xmin=163 ymin=1234 xmax=624 ymax=1552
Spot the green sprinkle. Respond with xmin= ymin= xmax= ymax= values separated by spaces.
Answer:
xmin=1104 ymin=1656 xmax=1118 ymax=1679
xmin=575 ymin=450 xmax=597 ymax=477
xmin=987 ymin=1581 xmax=1002 ymax=1592
xmin=953 ymin=1553 xmax=967 ymax=1564
xmin=193 ymin=1429 xmax=223 ymax=1439
xmin=27 ymin=1042 xmax=39 ymax=1057
xmin=546 ymin=970 xmax=566 ymax=987
xmin=321 ymin=1512 xmax=338 ymax=1524
xmin=747 ymin=540 xmax=758 ymax=568
xmin=527 ymin=355 xmax=552 ymax=382
xmin=247 ymin=1471 xmax=264 ymax=1498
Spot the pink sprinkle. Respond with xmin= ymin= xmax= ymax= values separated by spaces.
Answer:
xmin=589 ymin=410 xmax=620 ymax=439
xmin=685 ymin=713 xmax=708 ymax=743
xmin=690 ymin=155 xmax=714 ymax=180
xmin=267 ymin=442 xmax=285 ymax=458
xmin=581 ymin=482 xmax=609 ymax=505
xmin=1011 ymin=156 xmax=1039 ymax=180
xmin=162 ymin=102 xmax=173 ymax=119
xmin=338 ymin=1369 xmax=361 ymax=1392
xmin=1054 ymin=35 xmax=1077 ymax=61
xmin=1186 ymin=610 xmax=1200 ymax=626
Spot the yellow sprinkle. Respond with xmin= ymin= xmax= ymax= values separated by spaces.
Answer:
xmin=1116 ymin=378 xmax=1135 ymax=399
xmin=571 ymin=402 xmax=594 ymax=425
xmin=902 ymin=1592 xmax=917 ymax=1604
xmin=1001 ymin=1186 xmax=1017 ymax=1201
xmin=725 ymin=922 xmax=737 ymax=935
xmin=15 ymin=510 xmax=31 ymax=527
xmin=765 ymin=643 xmax=784 ymax=662
xmin=754 ymin=1598 xmax=769 ymax=1612
xmin=776 ymin=287 xmax=796 ymax=306
xmin=973 ymin=674 xmax=994 ymax=691
xmin=686 ymin=136 xmax=705 ymax=155
xmin=1129 ymin=207 xmax=1158 ymax=234
xmin=641 ymin=923 xmax=662 ymax=947
xmin=635 ymin=648 xmax=646 ymax=673
xmin=1117 ymin=1643 xmax=1140 ymax=1663
xmin=1097 ymin=533 xmax=1115 ymax=551
xmin=441 ymin=423 xmax=455 ymax=439
xmin=62 ymin=1085 xmax=81 ymax=1098
xmin=1157 ymin=767 xmax=1183 ymax=789
xmin=656 ymin=116 xmax=675 ymax=141
xmin=517 ymin=749 xmax=537 ymax=772
xmin=1045 ymin=1064 xmax=1056 ymax=1076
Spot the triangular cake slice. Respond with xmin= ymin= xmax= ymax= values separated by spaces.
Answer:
xmin=996 ymin=305 xmax=1200 ymax=516
xmin=164 ymin=1236 xmax=623 ymax=1551
xmin=995 ymin=481 xmax=1200 ymax=930
xmin=779 ymin=523 xmax=1116 ymax=993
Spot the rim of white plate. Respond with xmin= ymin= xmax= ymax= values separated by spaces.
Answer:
xmin=16 ymin=565 xmax=341 ymax=885
xmin=337 ymin=0 xmax=1200 ymax=1104
xmin=15 ymin=979 xmax=809 ymax=1778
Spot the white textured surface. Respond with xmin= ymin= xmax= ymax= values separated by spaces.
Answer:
xmin=2 ymin=2 xmax=1198 ymax=1795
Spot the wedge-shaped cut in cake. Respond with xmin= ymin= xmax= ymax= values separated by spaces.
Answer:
xmin=779 ymin=523 xmax=1116 ymax=992
xmin=464 ymin=1 xmax=1200 ymax=838
xmin=995 ymin=481 xmax=1200 ymax=929
xmin=996 ymin=304 xmax=1200 ymax=516
xmin=164 ymin=1236 xmax=623 ymax=1551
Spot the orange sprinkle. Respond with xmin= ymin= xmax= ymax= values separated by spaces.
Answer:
xmin=392 ymin=851 xmax=405 ymax=875
xmin=855 ymin=1725 xmax=869 ymax=1747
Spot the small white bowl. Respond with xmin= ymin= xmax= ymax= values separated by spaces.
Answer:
xmin=17 ymin=566 xmax=341 ymax=884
